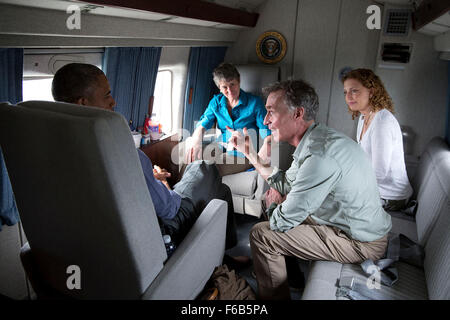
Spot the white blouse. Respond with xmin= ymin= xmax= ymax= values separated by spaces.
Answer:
xmin=357 ymin=109 xmax=413 ymax=200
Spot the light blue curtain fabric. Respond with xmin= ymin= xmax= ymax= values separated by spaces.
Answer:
xmin=0 ymin=48 xmax=23 ymax=231
xmin=103 ymin=47 xmax=162 ymax=129
xmin=182 ymin=47 xmax=227 ymax=137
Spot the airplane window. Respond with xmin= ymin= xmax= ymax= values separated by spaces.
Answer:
xmin=22 ymin=50 xmax=103 ymax=103
xmin=152 ymin=70 xmax=173 ymax=134
xmin=22 ymin=78 xmax=54 ymax=102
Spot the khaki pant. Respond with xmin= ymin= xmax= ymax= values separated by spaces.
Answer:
xmin=249 ymin=217 xmax=388 ymax=300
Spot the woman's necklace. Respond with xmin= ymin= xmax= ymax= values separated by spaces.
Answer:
xmin=360 ymin=111 xmax=375 ymax=141
xmin=363 ymin=111 xmax=374 ymax=127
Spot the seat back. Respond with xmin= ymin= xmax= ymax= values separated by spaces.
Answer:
xmin=236 ymin=64 xmax=279 ymax=97
xmin=0 ymin=101 xmax=167 ymax=299
xmin=423 ymin=156 xmax=450 ymax=299
xmin=236 ymin=64 xmax=280 ymax=152
xmin=412 ymin=137 xmax=450 ymax=199
xmin=413 ymin=137 xmax=450 ymax=246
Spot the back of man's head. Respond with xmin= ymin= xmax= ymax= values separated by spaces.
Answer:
xmin=52 ymin=63 xmax=105 ymax=103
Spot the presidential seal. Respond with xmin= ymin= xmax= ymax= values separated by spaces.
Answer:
xmin=256 ymin=31 xmax=287 ymax=64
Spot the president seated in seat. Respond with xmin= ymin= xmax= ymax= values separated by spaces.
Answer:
xmin=51 ymin=63 xmax=238 ymax=250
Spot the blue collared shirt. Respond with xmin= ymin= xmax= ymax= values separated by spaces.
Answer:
xmin=137 ymin=149 xmax=181 ymax=220
xmin=197 ymin=89 xmax=271 ymax=148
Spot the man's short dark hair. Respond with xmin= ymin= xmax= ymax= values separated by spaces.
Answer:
xmin=52 ymin=63 xmax=105 ymax=103
xmin=263 ymin=80 xmax=319 ymax=121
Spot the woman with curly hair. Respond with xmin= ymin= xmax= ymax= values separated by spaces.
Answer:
xmin=342 ymin=68 xmax=412 ymax=211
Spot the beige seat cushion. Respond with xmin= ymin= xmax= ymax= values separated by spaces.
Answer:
xmin=222 ymin=171 xmax=257 ymax=197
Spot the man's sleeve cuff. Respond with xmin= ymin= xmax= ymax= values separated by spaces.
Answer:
xmin=267 ymin=166 xmax=281 ymax=185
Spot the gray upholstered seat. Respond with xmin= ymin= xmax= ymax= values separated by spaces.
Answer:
xmin=0 ymin=101 xmax=227 ymax=300
xmin=302 ymin=137 xmax=450 ymax=300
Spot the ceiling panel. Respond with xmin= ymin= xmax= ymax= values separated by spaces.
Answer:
xmin=434 ymin=11 xmax=450 ymax=27
xmin=420 ymin=22 xmax=449 ymax=35
xmin=0 ymin=0 xmax=173 ymax=20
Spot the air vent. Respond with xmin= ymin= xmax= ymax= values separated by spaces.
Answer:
xmin=384 ymin=9 xmax=411 ymax=36
xmin=381 ymin=43 xmax=412 ymax=63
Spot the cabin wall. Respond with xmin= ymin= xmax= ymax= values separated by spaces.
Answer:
xmin=225 ymin=0 xmax=380 ymax=139
xmin=294 ymin=0 xmax=381 ymax=140
xmin=225 ymin=0 xmax=298 ymax=80
xmin=374 ymin=29 xmax=448 ymax=157
xmin=225 ymin=0 xmax=448 ymax=157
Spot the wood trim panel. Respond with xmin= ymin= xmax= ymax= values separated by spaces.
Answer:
xmin=140 ymin=133 xmax=182 ymax=186
xmin=81 ymin=0 xmax=259 ymax=27
xmin=413 ymin=0 xmax=450 ymax=30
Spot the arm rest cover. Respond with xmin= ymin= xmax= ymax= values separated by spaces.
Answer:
xmin=142 ymin=199 xmax=227 ymax=300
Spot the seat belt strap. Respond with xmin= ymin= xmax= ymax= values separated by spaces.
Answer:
xmin=336 ymin=276 xmax=391 ymax=300
xmin=360 ymin=259 xmax=399 ymax=287
xmin=335 ymin=233 xmax=424 ymax=300
xmin=401 ymin=200 xmax=418 ymax=217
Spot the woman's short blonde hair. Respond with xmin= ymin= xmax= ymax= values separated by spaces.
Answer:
xmin=342 ymin=68 xmax=394 ymax=120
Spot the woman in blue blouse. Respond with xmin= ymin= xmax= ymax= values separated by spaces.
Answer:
xmin=185 ymin=63 xmax=271 ymax=176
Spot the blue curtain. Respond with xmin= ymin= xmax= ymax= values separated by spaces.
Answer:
xmin=183 ymin=47 xmax=227 ymax=137
xmin=0 ymin=48 xmax=23 ymax=231
xmin=103 ymin=47 xmax=162 ymax=129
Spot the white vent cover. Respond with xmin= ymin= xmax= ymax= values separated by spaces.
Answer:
xmin=384 ymin=9 xmax=412 ymax=36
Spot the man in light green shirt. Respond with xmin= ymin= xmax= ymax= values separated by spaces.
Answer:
xmin=227 ymin=80 xmax=391 ymax=300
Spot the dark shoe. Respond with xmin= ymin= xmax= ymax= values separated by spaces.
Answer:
xmin=223 ymin=255 xmax=252 ymax=271
xmin=285 ymin=257 xmax=305 ymax=290
xmin=288 ymin=273 xmax=305 ymax=291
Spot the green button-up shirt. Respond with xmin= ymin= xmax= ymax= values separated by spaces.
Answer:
xmin=267 ymin=123 xmax=391 ymax=242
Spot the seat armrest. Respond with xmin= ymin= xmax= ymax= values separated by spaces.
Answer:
xmin=254 ymin=173 xmax=269 ymax=200
xmin=142 ymin=199 xmax=228 ymax=300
